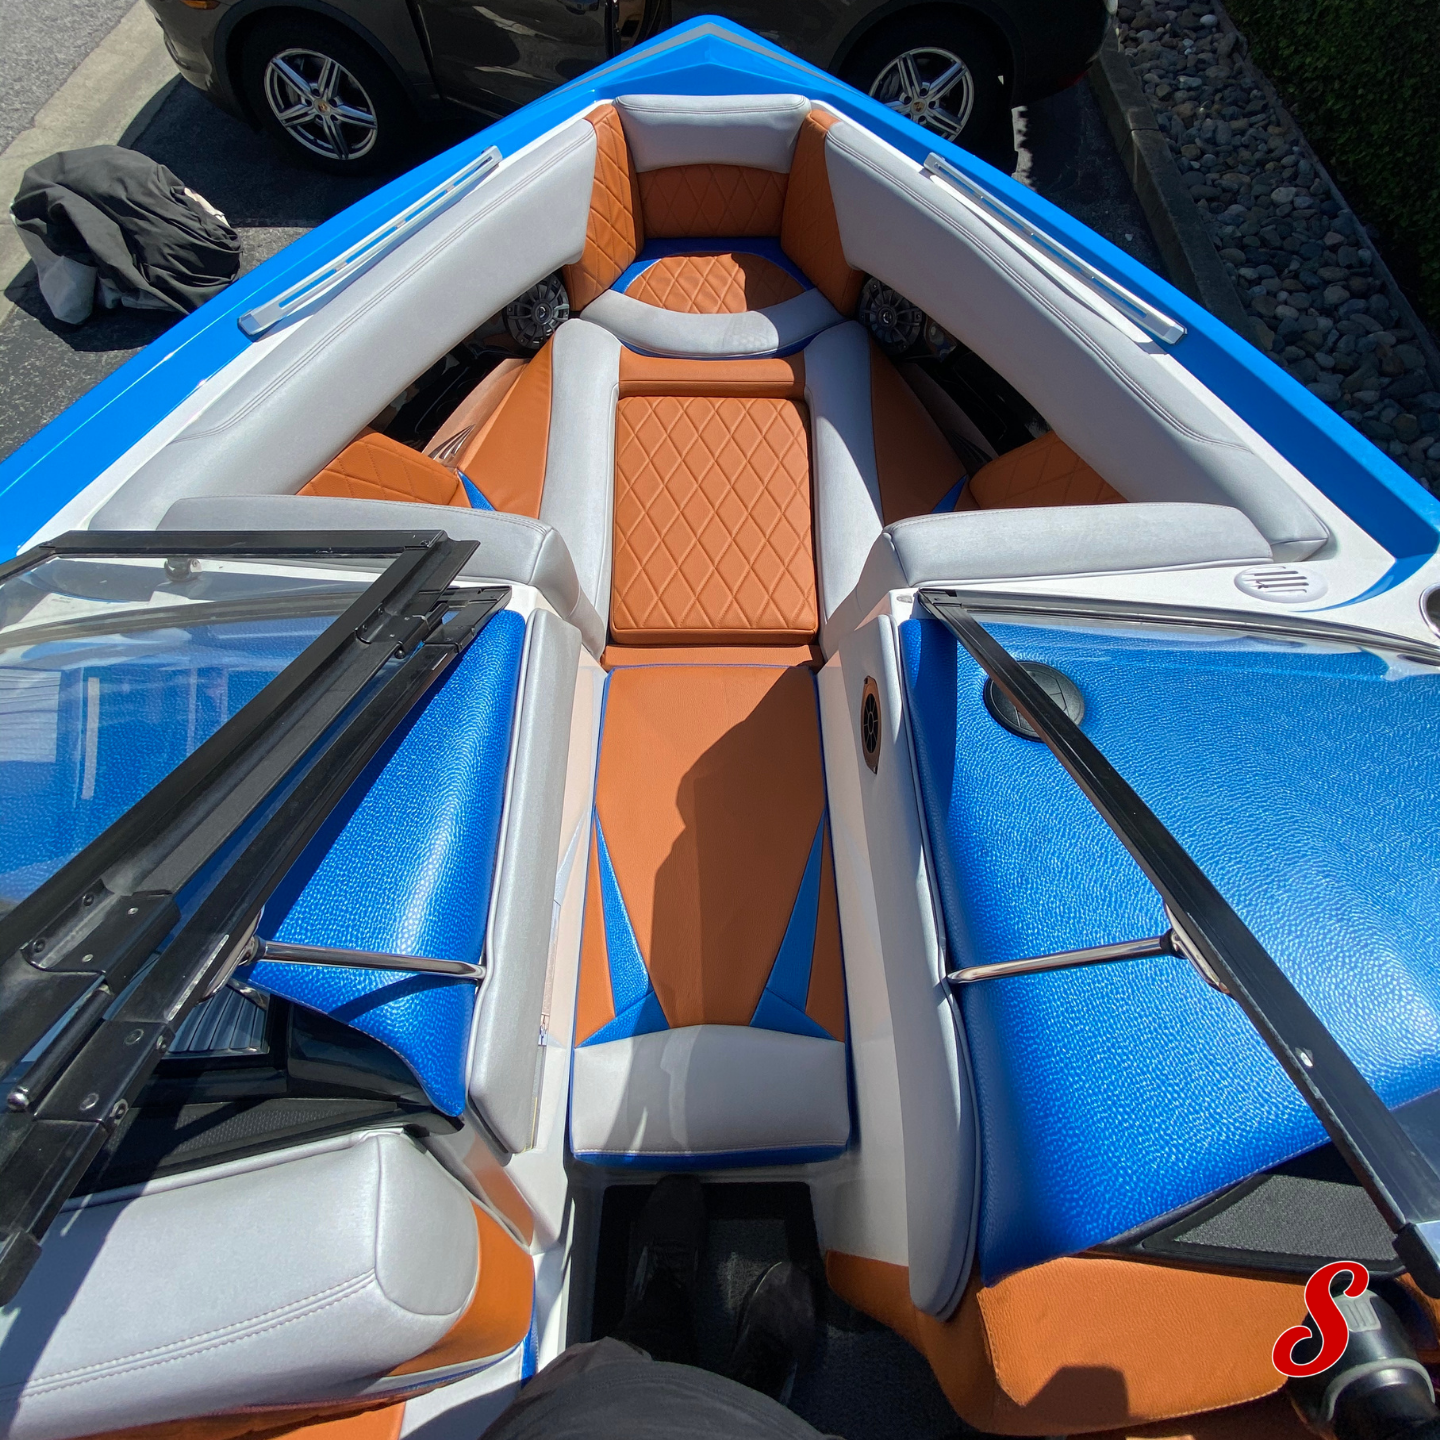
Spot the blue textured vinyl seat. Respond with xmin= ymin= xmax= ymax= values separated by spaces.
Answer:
xmin=245 ymin=609 xmax=526 ymax=1115
xmin=899 ymin=614 xmax=1440 ymax=1284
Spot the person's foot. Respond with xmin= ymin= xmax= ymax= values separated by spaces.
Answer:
xmin=611 ymin=1175 xmax=706 ymax=1364
xmin=727 ymin=1261 xmax=816 ymax=1405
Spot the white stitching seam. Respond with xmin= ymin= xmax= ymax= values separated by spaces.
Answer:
xmin=9 ymin=1273 xmax=378 ymax=1397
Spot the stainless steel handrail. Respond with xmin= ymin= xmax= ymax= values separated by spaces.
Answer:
xmin=252 ymin=938 xmax=484 ymax=980
xmin=922 ymin=151 xmax=1186 ymax=346
xmin=237 ymin=146 xmax=502 ymax=338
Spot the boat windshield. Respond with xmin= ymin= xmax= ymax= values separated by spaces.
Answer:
xmin=0 ymin=552 xmax=386 ymax=912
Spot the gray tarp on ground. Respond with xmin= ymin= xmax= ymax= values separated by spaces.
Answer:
xmin=10 ymin=144 xmax=239 ymax=323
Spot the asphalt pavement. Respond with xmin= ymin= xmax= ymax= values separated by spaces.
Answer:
xmin=0 ymin=0 xmax=137 ymax=153
xmin=0 ymin=20 xmax=1164 ymax=468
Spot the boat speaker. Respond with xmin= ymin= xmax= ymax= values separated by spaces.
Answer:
xmin=859 ymin=277 xmax=923 ymax=356
xmin=504 ymin=273 xmax=570 ymax=350
xmin=861 ymin=677 xmax=881 ymax=773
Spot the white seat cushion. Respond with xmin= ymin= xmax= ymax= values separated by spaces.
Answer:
xmin=571 ymin=1025 xmax=850 ymax=1166
xmin=0 ymin=1134 xmax=481 ymax=1440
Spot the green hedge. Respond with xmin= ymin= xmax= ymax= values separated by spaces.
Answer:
xmin=1224 ymin=0 xmax=1440 ymax=328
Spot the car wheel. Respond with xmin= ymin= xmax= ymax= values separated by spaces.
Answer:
xmin=841 ymin=12 xmax=1007 ymax=149
xmin=242 ymin=19 xmax=415 ymax=175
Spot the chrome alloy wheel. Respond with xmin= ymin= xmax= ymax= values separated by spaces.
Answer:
xmin=262 ymin=48 xmax=379 ymax=162
xmin=869 ymin=46 xmax=976 ymax=140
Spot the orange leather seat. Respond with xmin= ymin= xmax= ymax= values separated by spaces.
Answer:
xmin=960 ymin=429 xmax=1126 ymax=511
xmin=569 ymin=658 xmax=849 ymax=1166
xmin=826 ymin=1250 xmax=1307 ymax=1437
xmin=609 ymin=350 xmax=818 ymax=646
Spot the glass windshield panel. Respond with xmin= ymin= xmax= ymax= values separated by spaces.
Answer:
xmin=0 ymin=552 xmax=389 ymax=912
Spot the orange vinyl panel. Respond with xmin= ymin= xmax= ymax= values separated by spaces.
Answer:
xmin=426 ymin=358 xmax=524 ymax=459
xmin=638 ymin=165 xmax=788 ymax=238
xmin=390 ymin=1207 xmax=533 ymax=1375
xmin=603 ymin=644 xmax=822 ymax=668
xmin=594 ymin=664 xmax=826 ymax=1029
xmin=805 ymin=827 xmax=846 ymax=1040
xmin=563 ymin=104 xmax=644 ymax=311
xmin=624 ymin=251 xmax=804 ymax=313
xmin=456 ymin=339 xmax=554 ymax=518
xmin=576 ymin=818 xmax=617 ymax=1044
xmin=969 ymin=430 xmax=1126 ymax=509
xmin=86 ymin=1402 xmax=405 ymax=1440
xmin=618 ymin=350 xmax=805 ymax=399
xmin=868 ymin=340 xmax=967 ymax=523
xmin=610 ymin=394 xmax=818 ymax=644
xmin=780 ymin=112 xmax=865 ymax=316
xmin=824 ymin=1251 xmax=1306 ymax=1436
xmin=300 ymin=432 xmax=469 ymax=508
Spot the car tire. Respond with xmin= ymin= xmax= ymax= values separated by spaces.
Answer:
xmin=241 ymin=18 xmax=416 ymax=176
xmin=841 ymin=10 xmax=1008 ymax=151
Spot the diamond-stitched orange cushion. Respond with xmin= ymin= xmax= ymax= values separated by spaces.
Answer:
xmin=639 ymin=165 xmax=788 ymax=238
xmin=563 ymin=104 xmax=644 ymax=311
xmin=301 ymin=431 xmax=469 ymax=508
xmin=968 ymin=431 xmax=1126 ymax=509
xmin=611 ymin=395 xmax=817 ymax=643
xmin=781 ymin=112 xmax=864 ymax=316
xmin=625 ymin=251 xmax=805 ymax=313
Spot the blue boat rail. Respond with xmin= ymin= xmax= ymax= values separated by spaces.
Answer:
xmin=922 ymin=152 xmax=1187 ymax=347
xmin=237 ymin=146 xmax=503 ymax=339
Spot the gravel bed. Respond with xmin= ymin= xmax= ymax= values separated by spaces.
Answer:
xmin=1114 ymin=0 xmax=1440 ymax=490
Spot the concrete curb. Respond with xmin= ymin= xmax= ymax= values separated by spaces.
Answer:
xmin=1088 ymin=27 xmax=1252 ymax=337
xmin=0 ymin=0 xmax=178 ymax=331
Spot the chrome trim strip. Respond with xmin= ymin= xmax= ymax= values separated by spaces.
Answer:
xmin=254 ymin=939 xmax=484 ymax=980
xmin=237 ymin=147 xmax=502 ymax=338
xmin=922 ymin=152 xmax=1186 ymax=345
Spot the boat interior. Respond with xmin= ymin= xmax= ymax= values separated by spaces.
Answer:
xmin=4 ymin=84 xmax=1440 ymax=1440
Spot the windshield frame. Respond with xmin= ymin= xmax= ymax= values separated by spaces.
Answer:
xmin=0 ymin=530 xmax=509 ymax=1302
xmin=913 ymin=586 xmax=1440 ymax=668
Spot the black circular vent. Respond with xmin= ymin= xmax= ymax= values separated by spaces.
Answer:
xmin=983 ymin=663 xmax=1085 ymax=740
xmin=861 ymin=677 xmax=881 ymax=772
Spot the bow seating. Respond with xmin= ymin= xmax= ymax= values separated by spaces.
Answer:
xmin=560 ymin=95 xmax=863 ymax=358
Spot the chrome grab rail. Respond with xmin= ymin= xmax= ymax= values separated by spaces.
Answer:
xmin=237 ymin=146 xmax=503 ymax=338
xmin=920 ymin=587 xmax=1440 ymax=1296
xmin=922 ymin=151 xmax=1186 ymax=346
xmin=250 ymin=938 xmax=484 ymax=980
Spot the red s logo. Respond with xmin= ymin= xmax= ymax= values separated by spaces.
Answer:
xmin=1272 ymin=1261 xmax=1369 ymax=1378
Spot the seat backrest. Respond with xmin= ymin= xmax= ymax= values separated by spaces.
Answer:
xmin=562 ymin=95 xmax=863 ymax=315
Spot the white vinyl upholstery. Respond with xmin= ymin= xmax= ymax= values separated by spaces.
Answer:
xmin=612 ymin=93 xmax=810 ymax=171
xmin=824 ymin=504 xmax=1274 ymax=649
xmin=0 ymin=1134 xmax=483 ymax=1440
xmin=570 ymin=1026 xmax=850 ymax=1164
xmin=156 ymin=495 xmax=608 ymax=657
xmin=580 ymin=286 xmax=839 ymax=359
xmin=820 ymin=118 xmax=1330 ymax=561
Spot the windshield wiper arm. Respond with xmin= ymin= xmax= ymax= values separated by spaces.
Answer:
xmin=920 ymin=587 xmax=1440 ymax=1297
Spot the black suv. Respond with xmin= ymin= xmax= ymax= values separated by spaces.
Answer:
xmin=146 ymin=0 xmax=1111 ymax=172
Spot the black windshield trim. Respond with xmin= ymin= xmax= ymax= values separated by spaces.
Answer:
xmin=918 ymin=587 xmax=1440 ymax=666
xmin=0 ymin=530 xmax=508 ymax=1302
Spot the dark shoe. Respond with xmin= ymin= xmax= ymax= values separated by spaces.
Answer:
xmin=727 ymin=1260 xmax=816 ymax=1405
xmin=610 ymin=1176 xmax=706 ymax=1364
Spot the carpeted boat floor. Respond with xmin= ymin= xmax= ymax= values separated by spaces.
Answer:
xmin=590 ymin=1181 xmax=967 ymax=1440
